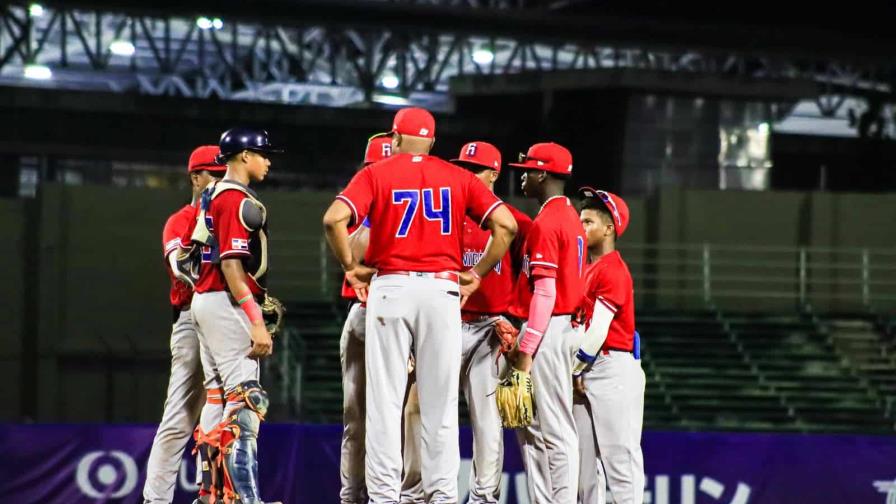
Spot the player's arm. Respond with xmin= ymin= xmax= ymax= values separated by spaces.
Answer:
xmin=512 ymin=275 xmax=557 ymax=372
xmin=572 ymin=303 xmax=614 ymax=376
xmin=471 ymin=205 xmax=516 ymax=278
xmin=459 ymin=205 xmax=517 ymax=305
xmin=323 ymin=200 xmax=376 ymax=300
xmin=221 ymin=259 xmax=273 ymax=359
xmin=349 ymin=219 xmax=370 ymax=264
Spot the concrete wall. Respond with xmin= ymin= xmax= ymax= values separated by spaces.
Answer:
xmin=0 ymin=199 xmax=24 ymax=420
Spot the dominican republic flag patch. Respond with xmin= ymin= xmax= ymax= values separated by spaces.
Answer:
xmin=231 ymin=238 xmax=249 ymax=250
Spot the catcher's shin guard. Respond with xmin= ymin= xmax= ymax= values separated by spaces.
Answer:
xmin=220 ymin=381 xmax=269 ymax=504
xmin=193 ymin=425 xmax=224 ymax=504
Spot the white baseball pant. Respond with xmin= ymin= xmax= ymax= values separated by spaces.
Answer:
xmin=340 ymin=302 xmax=368 ymax=504
xmin=573 ymin=394 xmax=606 ymax=504
xmin=517 ymin=316 xmax=584 ymax=504
xmin=401 ymin=316 xmax=507 ymax=504
xmin=191 ymin=292 xmax=261 ymax=418
xmin=142 ymin=309 xmax=205 ymax=504
xmin=577 ymin=351 xmax=646 ymax=504
xmin=461 ymin=316 xmax=506 ymax=503
xmin=365 ymin=273 xmax=462 ymax=504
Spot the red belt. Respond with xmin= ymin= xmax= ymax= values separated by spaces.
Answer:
xmin=378 ymin=270 xmax=460 ymax=283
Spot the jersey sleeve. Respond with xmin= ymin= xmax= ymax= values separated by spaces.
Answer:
xmin=508 ymin=206 xmax=533 ymax=271
xmin=178 ymin=206 xmax=199 ymax=248
xmin=337 ymin=167 xmax=376 ymax=227
xmin=526 ymin=220 xmax=560 ymax=278
xmin=593 ymin=264 xmax=627 ymax=314
xmin=464 ymin=172 xmax=503 ymax=227
xmin=162 ymin=214 xmax=184 ymax=258
xmin=214 ymin=192 xmax=252 ymax=260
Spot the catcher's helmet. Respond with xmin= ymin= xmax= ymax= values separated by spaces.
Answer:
xmin=216 ymin=127 xmax=283 ymax=164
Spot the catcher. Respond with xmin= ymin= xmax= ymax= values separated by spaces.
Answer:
xmin=182 ymin=127 xmax=284 ymax=504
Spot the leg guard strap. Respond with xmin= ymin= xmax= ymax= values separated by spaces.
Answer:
xmin=193 ymin=426 xmax=224 ymax=503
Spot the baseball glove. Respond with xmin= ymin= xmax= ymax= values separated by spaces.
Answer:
xmin=495 ymin=368 xmax=534 ymax=428
xmin=261 ymin=294 xmax=286 ymax=336
xmin=493 ymin=319 xmax=519 ymax=354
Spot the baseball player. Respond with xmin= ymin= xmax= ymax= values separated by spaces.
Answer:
xmin=400 ymin=141 xmax=535 ymax=504
xmin=572 ymin=187 xmax=644 ymax=504
xmin=339 ymin=132 xmax=392 ymax=504
xmin=506 ymin=142 xmax=586 ymax=504
xmin=323 ymin=107 xmax=518 ymax=503
xmin=143 ymin=146 xmax=226 ymax=504
xmin=189 ymin=127 xmax=282 ymax=504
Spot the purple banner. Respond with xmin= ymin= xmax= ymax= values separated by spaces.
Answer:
xmin=3 ymin=424 xmax=896 ymax=503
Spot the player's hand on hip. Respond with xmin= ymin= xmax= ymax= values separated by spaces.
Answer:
xmin=248 ymin=322 xmax=273 ymax=359
xmin=573 ymin=375 xmax=587 ymax=398
xmin=345 ymin=264 xmax=376 ymax=302
xmin=458 ymin=270 xmax=481 ymax=307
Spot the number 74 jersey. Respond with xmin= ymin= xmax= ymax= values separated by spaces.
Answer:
xmin=337 ymin=153 xmax=504 ymax=272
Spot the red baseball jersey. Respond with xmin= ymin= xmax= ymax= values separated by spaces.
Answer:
xmin=511 ymin=196 xmax=586 ymax=318
xmin=194 ymin=190 xmax=265 ymax=296
xmin=162 ymin=204 xmax=195 ymax=308
xmin=462 ymin=203 xmax=533 ymax=315
xmin=579 ymin=250 xmax=635 ymax=352
xmin=337 ymin=154 xmax=502 ymax=272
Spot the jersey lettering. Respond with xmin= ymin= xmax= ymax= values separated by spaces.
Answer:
xmin=391 ymin=187 xmax=452 ymax=237
xmin=201 ymin=215 xmax=214 ymax=263
xmin=462 ymin=249 xmax=502 ymax=273
xmin=577 ymin=236 xmax=585 ymax=276
xmin=392 ymin=190 xmax=420 ymax=238
xmin=422 ymin=187 xmax=451 ymax=235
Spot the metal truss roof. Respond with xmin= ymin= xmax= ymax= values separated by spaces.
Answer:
xmin=1 ymin=2 xmax=893 ymax=131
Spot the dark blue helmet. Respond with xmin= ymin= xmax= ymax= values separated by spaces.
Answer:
xmin=216 ymin=127 xmax=283 ymax=164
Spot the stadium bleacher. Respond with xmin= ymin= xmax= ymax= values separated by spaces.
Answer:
xmin=287 ymin=303 xmax=896 ymax=433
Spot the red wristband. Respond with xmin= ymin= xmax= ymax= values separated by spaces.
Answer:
xmin=468 ymin=268 xmax=482 ymax=281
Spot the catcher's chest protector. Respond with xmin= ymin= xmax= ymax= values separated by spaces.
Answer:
xmin=191 ymin=180 xmax=270 ymax=289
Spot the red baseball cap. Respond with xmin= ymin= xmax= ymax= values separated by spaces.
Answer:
xmin=391 ymin=107 xmax=435 ymax=139
xmin=508 ymin=142 xmax=573 ymax=176
xmin=578 ymin=186 xmax=630 ymax=238
xmin=188 ymin=145 xmax=227 ymax=173
xmin=451 ymin=141 xmax=502 ymax=172
xmin=364 ymin=133 xmax=393 ymax=165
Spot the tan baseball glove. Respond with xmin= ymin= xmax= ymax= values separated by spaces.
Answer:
xmin=261 ymin=294 xmax=286 ymax=336
xmin=495 ymin=367 xmax=534 ymax=428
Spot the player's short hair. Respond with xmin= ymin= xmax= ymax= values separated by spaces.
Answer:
xmin=580 ymin=198 xmax=616 ymax=237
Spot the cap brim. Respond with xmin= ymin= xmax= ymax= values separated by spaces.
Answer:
xmin=577 ymin=186 xmax=599 ymax=198
xmin=507 ymin=161 xmax=539 ymax=169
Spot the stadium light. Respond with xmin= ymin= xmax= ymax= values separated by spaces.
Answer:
xmin=472 ymin=47 xmax=495 ymax=65
xmin=196 ymin=16 xmax=223 ymax=30
xmin=28 ymin=3 xmax=44 ymax=17
xmin=380 ymin=70 xmax=400 ymax=90
xmin=109 ymin=40 xmax=136 ymax=57
xmin=372 ymin=93 xmax=411 ymax=106
xmin=23 ymin=64 xmax=52 ymax=80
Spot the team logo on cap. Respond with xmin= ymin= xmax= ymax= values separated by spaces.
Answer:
xmin=466 ymin=143 xmax=478 ymax=157
xmin=382 ymin=143 xmax=392 ymax=157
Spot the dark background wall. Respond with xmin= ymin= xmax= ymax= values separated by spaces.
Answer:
xmin=5 ymin=183 xmax=895 ymax=422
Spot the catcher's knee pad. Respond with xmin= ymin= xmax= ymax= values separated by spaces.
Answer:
xmin=220 ymin=381 xmax=268 ymax=503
